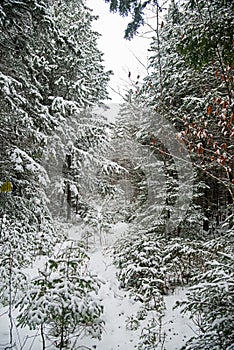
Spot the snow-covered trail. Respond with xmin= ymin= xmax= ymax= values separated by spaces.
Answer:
xmin=81 ymin=249 xmax=142 ymax=350
xmin=79 ymin=250 xmax=196 ymax=350
xmin=71 ymin=222 xmax=197 ymax=350
xmin=0 ymin=222 xmax=196 ymax=350
xmin=70 ymin=222 xmax=144 ymax=349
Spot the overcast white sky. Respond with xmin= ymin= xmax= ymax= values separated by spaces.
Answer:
xmin=87 ymin=0 xmax=154 ymax=102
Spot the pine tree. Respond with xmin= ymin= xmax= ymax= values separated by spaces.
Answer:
xmin=104 ymin=0 xmax=165 ymax=39
xmin=0 ymin=0 xmax=114 ymax=346
xmin=179 ymin=236 xmax=234 ymax=349
xmin=110 ymin=2 xmax=233 ymax=349
xmin=16 ymin=241 xmax=104 ymax=349
xmin=135 ymin=0 xmax=234 ymax=231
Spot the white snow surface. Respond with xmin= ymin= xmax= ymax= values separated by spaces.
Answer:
xmin=0 ymin=222 xmax=197 ymax=349
xmin=80 ymin=251 xmax=196 ymax=350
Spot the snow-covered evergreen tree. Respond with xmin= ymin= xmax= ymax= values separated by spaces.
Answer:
xmin=17 ymin=240 xmax=104 ymax=348
xmin=110 ymin=2 xmax=233 ymax=349
xmin=139 ymin=0 xmax=234 ymax=218
xmin=0 ymin=0 xmax=115 ymax=346
xmin=179 ymin=239 xmax=234 ymax=349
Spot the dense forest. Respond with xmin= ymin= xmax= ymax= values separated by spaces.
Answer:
xmin=0 ymin=0 xmax=233 ymax=349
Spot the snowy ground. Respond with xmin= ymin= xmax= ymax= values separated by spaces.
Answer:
xmin=71 ymin=222 xmax=197 ymax=349
xmin=0 ymin=222 xmax=197 ymax=349
xmin=80 ymin=250 xmax=196 ymax=350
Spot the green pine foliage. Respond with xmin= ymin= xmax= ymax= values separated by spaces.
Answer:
xmin=0 ymin=0 xmax=113 ymax=346
xmin=105 ymin=0 xmax=163 ymax=39
xmin=110 ymin=1 xmax=233 ymax=349
xmin=179 ymin=248 xmax=234 ymax=349
xmin=177 ymin=0 xmax=234 ymax=68
xmin=16 ymin=241 xmax=104 ymax=348
xmin=138 ymin=317 xmax=165 ymax=350
xmin=112 ymin=228 xmax=218 ymax=309
xmin=1 ymin=0 xmax=233 ymax=348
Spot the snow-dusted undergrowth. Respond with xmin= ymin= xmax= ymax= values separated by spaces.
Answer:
xmin=0 ymin=222 xmax=196 ymax=350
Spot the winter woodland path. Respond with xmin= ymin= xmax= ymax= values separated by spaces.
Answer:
xmin=70 ymin=222 xmax=197 ymax=350
xmin=0 ymin=222 xmax=196 ymax=350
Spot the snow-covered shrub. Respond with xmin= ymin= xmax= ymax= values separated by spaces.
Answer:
xmin=113 ymin=228 xmax=210 ymax=310
xmin=125 ymin=315 xmax=140 ymax=331
xmin=0 ymin=215 xmax=39 ymax=306
xmin=179 ymin=245 xmax=234 ymax=350
xmin=0 ymin=215 xmax=30 ymax=346
xmin=16 ymin=240 xmax=104 ymax=348
xmin=138 ymin=317 xmax=165 ymax=350
xmin=162 ymin=237 xmax=207 ymax=288
xmin=81 ymin=190 xmax=130 ymax=247
xmin=113 ymin=231 xmax=165 ymax=312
